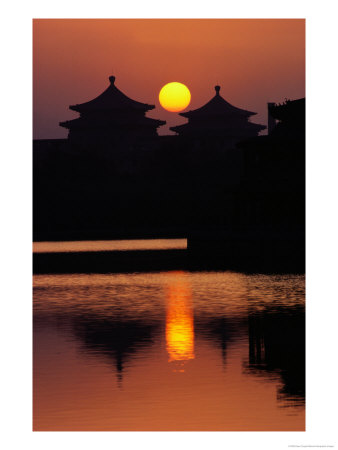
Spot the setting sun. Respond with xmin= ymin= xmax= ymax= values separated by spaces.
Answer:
xmin=159 ymin=82 xmax=191 ymax=112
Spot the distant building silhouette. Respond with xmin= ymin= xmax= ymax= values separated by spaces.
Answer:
xmin=59 ymin=75 xmax=166 ymax=145
xmin=247 ymin=305 xmax=305 ymax=404
xmin=73 ymin=316 xmax=157 ymax=384
xmin=170 ymin=85 xmax=266 ymax=148
xmin=268 ymin=98 xmax=305 ymax=139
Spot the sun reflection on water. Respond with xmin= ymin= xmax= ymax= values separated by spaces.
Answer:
xmin=165 ymin=272 xmax=194 ymax=369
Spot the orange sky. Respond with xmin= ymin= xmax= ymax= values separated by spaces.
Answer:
xmin=33 ymin=19 xmax=305 ymax=138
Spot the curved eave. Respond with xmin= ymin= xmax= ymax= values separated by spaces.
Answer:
xmin=151 ymin=119 xmax=166 ymax=127
xmin=59 ymin=120 xmax=73 ymax=129
xmin=180 ymin=109 xmax=257 ymax=119
xmin=245 ymin=122 xmax=267 ymax=131
xmin=69 ymin=103 xmax=155 ymax=113
xmin=254 ymin=124 xmax=267 ymax=131
xmin=171 ymin=122 xmax=266 ymax=130
xmin=132 ymin=117 xmax=166 ymax=128
xmin=60 ymin=117 xmax=166 ymax=130
xmin=170 ymin=122 xmax=266 ymax=134
xmin=170 ymin=125 xmax=185 ymax=133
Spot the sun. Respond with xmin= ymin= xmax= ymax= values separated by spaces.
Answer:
xmin=159 ymin=82 xmax=191 ymax=112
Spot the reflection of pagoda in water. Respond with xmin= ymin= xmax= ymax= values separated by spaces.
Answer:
xmin=73 ymin=316 xmax=157 ymax=384
xmin=59 ymin=76 xmax=166 ymax=145
xmin=195 ymin=317 xmax=236 ymax=365
xmin=170 ymin=86 xmax=266 ymax=148
xmin=247 ymin=306 xmax=305 ymax=404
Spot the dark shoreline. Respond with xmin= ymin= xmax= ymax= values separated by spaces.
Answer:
xmin=33 ymin=249 xmax=305 ymax=275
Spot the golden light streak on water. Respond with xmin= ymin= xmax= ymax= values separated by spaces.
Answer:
xmin=166 ymin=272 xmax=194 ymax=366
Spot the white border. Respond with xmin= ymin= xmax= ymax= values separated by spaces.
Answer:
xmin=1 ymin=1 xmax=338 ymax=450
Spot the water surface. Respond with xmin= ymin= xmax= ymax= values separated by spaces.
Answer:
xmin=33 ymin=270 xmax=305 ymax=431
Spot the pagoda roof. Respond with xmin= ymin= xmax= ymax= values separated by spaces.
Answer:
xmin=60 ymin=115 xmax=166 ymax=130
xmin=180 ymin=86 xmax=257 ymax=119
xmin=170 ymin=121 xmax=266 ymax=135
xmin=69 ymin=76 xmax=155 ymax=113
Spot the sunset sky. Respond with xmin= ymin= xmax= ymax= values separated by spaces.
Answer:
xmin=33 ymin=19 xmax=305 ymax=138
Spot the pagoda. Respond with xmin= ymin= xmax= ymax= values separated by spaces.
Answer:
xmin=60 ymin=76 xmax=166 ymax=144
xmin=170 ymin=85 xmax=266 ymax=147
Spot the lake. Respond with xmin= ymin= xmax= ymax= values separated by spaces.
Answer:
xmin=33 ymin=241 xmax=305 ymax=431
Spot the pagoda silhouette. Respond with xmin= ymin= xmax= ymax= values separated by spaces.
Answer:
xmin=170 ymin=85 xmax=266 ymax=148
xmin=60 ymin=75 xmax=166 ymax=145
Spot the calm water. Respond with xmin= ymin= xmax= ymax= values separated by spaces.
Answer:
xmin=33 ymin=263 xmax=305 ymax=431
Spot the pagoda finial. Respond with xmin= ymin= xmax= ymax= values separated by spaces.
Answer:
xmin=109 ymin=75 xmax=116 ymax=85
xmin=215 ymin=85 xmax=221 ymax=95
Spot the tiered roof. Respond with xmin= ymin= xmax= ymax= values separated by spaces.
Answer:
xmin=180 ymin=85 xmax=256 ymax=119
xmin=170 ymin=86 xmax=265 ymax=138
xmin=60 ymin=76 xmax=165 ymax=137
